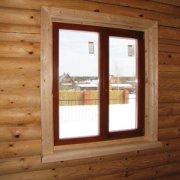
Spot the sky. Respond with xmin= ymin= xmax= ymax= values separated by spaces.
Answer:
xmin=59 ymin=29 xmax=137 ymax=77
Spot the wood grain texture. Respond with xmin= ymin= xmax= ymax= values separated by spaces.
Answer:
xmin=41 ymin=6 xmax=159 ymax=162
xmin=159 ymin=65 xmax=180 ymax=72
xmin=159 ymin=103 xmax=180 ymax=116
xmin=0 ymin=140 xmax=41 ymax=159
xmin=0 ymin=23 xmax=40 ymax=33
xmin=0 ymin=91 xmax=40 ymax=108
xmin=0 ymin=42 xmax=40 ymax=58
xmin=159 ymin=26 xmax=180 ymax=41
xmin=0 ymin=8 xmax=40 ymax=26
xmin=0 ymin=58 xmax=40 ymax=75
xmin=89 ymin=162 xmax=180 ymax=179
xmin=0 ymin=124 xmax=41 ymax=142
xmin=0 ymin=32 xmax=40 ymax=42
xmin=0 ymin=0 xmax=179 ymax=27
xmin=0 ymin=74 xmax=40 ymax=90
xmin=0 ymin=0 xmax=179 ymax=179
xmin=159 ymin=115 xmax=180 ymax=128
xmin=0 ymin=153 xmax=180 ymax=179
xmin=159 ymin=53 xmax=180 ymax=65
xmin=0 ymin=107 xmax=40 ymax=126
xmin=152 ymin=0 xmax=180 ymax=7
xmin=159 ymin=43 xmax=180 ymax=53
xmin=89 ymin=0 xmax=180 ymax=16
xmin=159 ymin=90 xmax=180 ymax=102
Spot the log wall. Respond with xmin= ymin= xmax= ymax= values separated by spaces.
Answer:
xmin=0 ymin=0 xmax=180 ymax=179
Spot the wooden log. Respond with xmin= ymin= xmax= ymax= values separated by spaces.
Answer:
xmin=159 ymin=115 xmax=180 ymax=128
xmin=159 ymin=103 xmax=180 ymax=116
xmin=0 ymin=141 xmax=179 ymax=176
xmin=0 ymin=152 xmax=159 ymax=176
xmin=159 ymin=127 xmax=180 ymax=140
xmin=157 ymin=174 xmax=180 ymax=180
xmin=0 ymin=32 xmax=40 ymax=42
xmin=0 ymin=156 xmax=41 ymax=176
xmin=91 ymin=162 xmax=180 ymax=180
xmin=162 ymin=138 xmax=180 ymax=152
xmin=152 ymin=162 xmax=180 ymax=179
xmin=159 ymin=65 xmax=180 ymax=72
xmin=103 ymin=161 xmax=180 ymax=180
xmin=0 ymin=0 xmax=49 ymax=10
xmin=0 ymin=154 xmax=123 ymax=177
xmin=0 ymin=151 xmax=180 ymax=179
xmin=159 ymin=72 xmax=180 ymax=80
xmin=0 ymin=150 xmax=150 ymax=177
xmin=159 ymin=43 xmax=180 ymax=53
xmin=0 ymin=140 xmax=41 ymax=159
xmin=159 ymin=72 xmax=180 ymax=90
xmin=0 ymin=8 xmax=40 ymax=26
xmin=0 ymin=107 xmax=40 ymax=126
xmin=0 ymin=58 xmax=40 ymax=75
xmin=159 ymin=90 xmax=180 ymax=103
xmin=27 ymin=3 xmax=180 ymax=28
xmin=0 ymin=91 xmax=40 ymax=108
xmin=159 ymin=52 xmax=180 ymax=65
xmin=0 ymin=42 xmax=40 ymax=58
xmin=89 ymin=0 xmax=180 ymax=16
xmin=125 ymin=162 xmax=180 ymax=180
xmin=0 ymin=1 xmax=180 ymax=28
xmin=0 ymin=155 xmax=103 ymax=176
xmin=83 ymin=153 xmax=172 ymax=179
xmin=159 ymin=79 xmax=180 ymax=90
xmin=0 ymin=124 xmax=41 ymax=142
xmin=159 ymin=39 xmax=180 ymax=46
xmin=40 ymin=153 xmax=174 ymax=179
xmin=152 ymin=0 xmax=180 ymax=7
xmin=0 ymin=74 xmax=39 ymax=90
xmin=0 ymin=23 xmax=40 ymax=33
xmin=0 ymin=169 xmax=55 ymax=180
xmin=159 ymin=26 xmax=180 ymax=41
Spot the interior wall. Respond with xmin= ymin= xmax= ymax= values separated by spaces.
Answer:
xmin=0 ymin=0 xmax=180 ymax=179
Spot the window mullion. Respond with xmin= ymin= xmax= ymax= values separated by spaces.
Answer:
xmin=100 ymin=30 xmax=109 ymax=139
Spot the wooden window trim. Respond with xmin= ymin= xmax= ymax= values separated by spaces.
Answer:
xmin=41 ymin=7 xmax=161 ymax=162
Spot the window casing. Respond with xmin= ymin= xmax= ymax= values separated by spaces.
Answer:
xmin=53 ymin=23 xmax=145 ymax=145
xmin=41 ymin=7 xmax=161 ymax=162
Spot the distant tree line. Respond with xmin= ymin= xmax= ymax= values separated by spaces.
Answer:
xmin=72 ymin=76 xmax=98 ymax=82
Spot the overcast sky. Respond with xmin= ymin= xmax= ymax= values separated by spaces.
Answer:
xmin=59 ymin=29 xmax=137 ymax=77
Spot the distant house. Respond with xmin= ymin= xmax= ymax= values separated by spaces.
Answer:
xmin=76 ymin=83 xmax=98 ymax=91
xmin=109 ymin=75 xmax=135 ymax=93
xmin=76 ymin=79 xmax=99 ymax=91
xmin=59 ymin=73 xmax=76 ymax=90
xmin=109 ymin=75 xmax=121 ymax=84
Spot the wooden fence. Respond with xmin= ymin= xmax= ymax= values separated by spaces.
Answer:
xmin=59 ymin=90 xmax=129 ymax=106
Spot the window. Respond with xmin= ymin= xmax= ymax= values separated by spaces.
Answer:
xmin=41 ymin=7 xmax=161 ymax=162
xmin=53 ymin=23 xmax=145 ymax=145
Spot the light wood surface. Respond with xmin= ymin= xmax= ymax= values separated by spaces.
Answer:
xmin=41 ymin=6 xmax=159 ymax=162
xmin=0 ymin=0 xmax=179 ymax=179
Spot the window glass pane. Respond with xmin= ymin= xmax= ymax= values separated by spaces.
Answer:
xmin=109 ymin=37 xmax=137 ymax=132
xmin=59 ymin=29 xmax=99 ymax=139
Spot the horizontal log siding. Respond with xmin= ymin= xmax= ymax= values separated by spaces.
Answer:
xmin=0 ymin=0 xmax=179 ymax=179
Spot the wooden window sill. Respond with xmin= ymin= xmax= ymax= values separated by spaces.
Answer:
xmin=42 ymin=137 xmax=162 ymax=162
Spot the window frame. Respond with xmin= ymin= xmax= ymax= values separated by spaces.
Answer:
xmin=41 ymin=7 xmax=161 ymax=163
xmin=53 ymin=22 xmax=145 ymax=145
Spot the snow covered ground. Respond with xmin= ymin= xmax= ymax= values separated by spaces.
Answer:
xmin=59 ymin=94 xmax=136 ymax=139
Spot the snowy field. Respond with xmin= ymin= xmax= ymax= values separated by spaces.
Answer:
xmin=59 ymin=94 xmax=136 ymax=139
